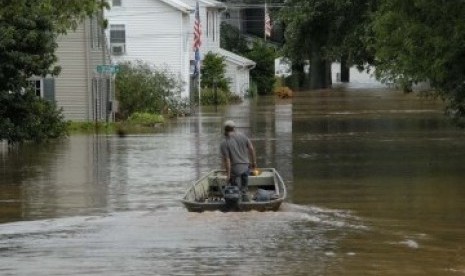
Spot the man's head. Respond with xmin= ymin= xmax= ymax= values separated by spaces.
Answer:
xmin=224 ymin=120 xmax=235 ymax=135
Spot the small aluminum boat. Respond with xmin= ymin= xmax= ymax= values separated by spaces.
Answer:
xmin=181 ymin=168 xmax=286 ymax=212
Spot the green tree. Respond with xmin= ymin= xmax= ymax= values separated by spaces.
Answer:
xmin=39 ymin=0 xmax=108 ymax=33
xmin=0 ymin=1 xmax=59 ymax=93
xmin=116 ymin=62 xmax=184 ymax=119
xmin=245 ymin=40 xmax=276 ymax=95
xmin=326 ymin=1 xmax=378 ymax=82
xmin=0 ymin=0 xmax=108 ymax=143
xmin=220 ymin=22 xmax=249 ymax=55
xmin=201 ymin=52 xmax=230 ymax=92
xmin=280 ymin=0 xmax=336 ymax=89
xmin=372 ymin=0 xmax=465 ymax=125
xmin=280 ymin=0 xmax=375 ymax=89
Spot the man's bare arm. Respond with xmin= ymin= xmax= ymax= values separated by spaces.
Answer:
xmin=223 ymin=157 xmax=231 ymax=181
xmin=248 ymin=141 xmax=257 ymax=168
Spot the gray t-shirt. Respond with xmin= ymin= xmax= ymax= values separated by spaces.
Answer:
xmin=220 ymin=132 xmax=251 ymax=175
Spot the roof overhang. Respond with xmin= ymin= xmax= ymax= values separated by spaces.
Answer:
xmin=214 ymin=48 xmax=256 ymax=69
xmin=159 ymin=0 xmax=194 ymax=14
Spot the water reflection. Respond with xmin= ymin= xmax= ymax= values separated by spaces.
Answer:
xmin=0 ymin=136 xmax=112 ymax=222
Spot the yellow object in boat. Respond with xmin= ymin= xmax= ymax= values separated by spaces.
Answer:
xmin=251 ymin=169 xmax=261 ymax=176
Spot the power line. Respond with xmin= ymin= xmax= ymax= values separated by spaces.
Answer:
xmin=104 ymin=4 xmax=293 ymax=18
xmin=225 ymin=5 xmax=286 ymax=8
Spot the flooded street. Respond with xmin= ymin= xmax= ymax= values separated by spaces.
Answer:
xmin=1 ymin=84 xmax=465 ymax=275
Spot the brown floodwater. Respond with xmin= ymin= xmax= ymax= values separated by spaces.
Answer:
xmin=1 ymin=83 xmax=465 ymax=275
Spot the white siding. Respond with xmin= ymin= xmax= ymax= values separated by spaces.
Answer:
xmin=224 ymin=62 xmax=250 ymax=96
xmin=224 ymin=62 xmax=237 ymax=94
xmin=107 ymin=0 xmax=190 ymax=97
xmin=203 ymin=9 xmax=220 ymax=51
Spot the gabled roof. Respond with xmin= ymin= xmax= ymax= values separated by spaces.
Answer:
xmin=159 ymin=0 xmax=193 ymax=13
xmin=200 ymin=0 xmax=227 ymax=9
xmin=214 ymin=48 xmax=256 ymax=68
xmin=159 ymin=0 xmax=226 ymax=13
xmin=184 ymin=0 xmax=226 ymax=9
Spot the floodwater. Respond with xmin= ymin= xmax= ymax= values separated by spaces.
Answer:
xmin=1 ymin=83 xmax=465 ymax=275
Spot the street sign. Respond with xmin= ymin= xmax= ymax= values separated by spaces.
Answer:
xmin=96 ymin=64 xmax=120 ymax=74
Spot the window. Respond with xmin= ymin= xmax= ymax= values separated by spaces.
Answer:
xmin=112 ymin=0 xmax=122 ymax=7
xmin=26 ymin=78 xmax=55 ymax=102
xmin=206 ymin=12 xmax=209 ymax=37
xmin=206 ymin=11 xmax=216 ymax=41
xmin=212 ymin=12 xmax=215 ymax=41
xmin=90 ymin=14 xmax=102 ymax=49
xmin=110 ymin=25 xmax=125 ymax=44
xmin=92 ymin=77 xmax=112 ymax=122
xmin=29 ymin=80 xmax=42 ymax=97
xmin=110 ymin=24 xmax=126 ymax=55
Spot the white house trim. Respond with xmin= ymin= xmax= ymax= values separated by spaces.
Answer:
xmin=213 ymin=48 xmax=256 ymax=69
xmin=159 ymin=0 xmax=192 ymax=13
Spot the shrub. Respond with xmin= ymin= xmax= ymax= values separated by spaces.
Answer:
xmin=274 ymin=86 xmax=293 ymax=99
xmin=127 ymin=112 xmax=164 ymax=126
xmin=116 ymin=61 xmax=185 ymax=119
xmin=229 ymin=94 xmax=243 ymax=104
xmin=200 ymin=88 xmax=230 ymax=105
xmin=0 ymin=91 xmax=68 ymax=144
xmin=246 ymin=82 xmax=258 ymax=98
xmin=67 ymin=121 xmax=115 ymax=133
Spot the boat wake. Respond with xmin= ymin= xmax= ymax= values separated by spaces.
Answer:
xmin=278 ymin=203 xmax=369 ymax=230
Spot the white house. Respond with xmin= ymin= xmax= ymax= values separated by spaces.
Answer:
xmin=105 ymin=0 xmax=255 ymax=100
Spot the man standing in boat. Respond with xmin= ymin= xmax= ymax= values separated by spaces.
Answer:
xmin=220 ymin=120 xmax=257 ymax=202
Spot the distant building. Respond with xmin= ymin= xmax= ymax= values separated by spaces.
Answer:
xmin=220 ymin=0 xmax=284 ymax=43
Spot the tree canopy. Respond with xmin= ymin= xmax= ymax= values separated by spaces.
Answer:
xmin=277 ymin=0 xmax=465 ymax=124
xmin=0 ymin=1 xmax=58 ymax=92
xmin=220 ymin=22 xmax=249 ymax=55
xmin=279 ymin=0 xmax=376 ymax=89
xmin=372 ymin=0 xmax=465 ymax=125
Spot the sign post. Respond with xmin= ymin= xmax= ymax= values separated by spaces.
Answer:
xmin=96 ymin=65 xmax=119 ymax=123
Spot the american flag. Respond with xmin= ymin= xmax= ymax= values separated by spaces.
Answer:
xmin=264 ymin=4 xmax=272 ymax=38
xmin=193 ymin=1 xmax=201 ymax=76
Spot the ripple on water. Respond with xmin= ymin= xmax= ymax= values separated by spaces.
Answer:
xmin=0 ymin=204 xmax=368 ymax=275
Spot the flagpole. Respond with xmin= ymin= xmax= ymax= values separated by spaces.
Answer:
xmin=264 ymin=2 xmax=267 ymax=41
xmin=198 ymin=70 xmax=201 ymax=106
xmin=193 ymin=1 xmax=202 ymax=108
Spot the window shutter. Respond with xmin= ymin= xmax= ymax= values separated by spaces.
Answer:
xmin=43 ymin=78 xmax=55 ymax=102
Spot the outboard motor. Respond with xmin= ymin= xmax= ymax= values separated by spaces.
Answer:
xmin=223 ymin=185 xmax=241 ymax=210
